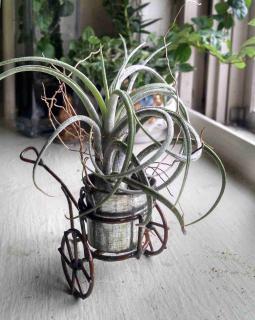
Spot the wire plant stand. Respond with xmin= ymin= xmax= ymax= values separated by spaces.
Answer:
xmin=20 ymin=146 xmax=169 ymax=300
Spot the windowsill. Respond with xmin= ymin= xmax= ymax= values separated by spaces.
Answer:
xmin=0 ymin=124 xmax=255 ymax=319
xmin=189 ymin=109 xmax=255 ymax=184
xmin=228 ymin=125 xmax=255 ymax=145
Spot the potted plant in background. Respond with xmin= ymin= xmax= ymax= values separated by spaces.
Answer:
xmin=63 ymin=0 xmax=255 ymax=134
xmin=66 ymin=0 xmax=255 ymax=143
xmin=67 ymin=0 xmax=254 ymax=86
xmin=13 ymin=0 xmax=255 ymax=137
xmin=16 ymin=0 xmax=74 ymax=136
xmin=0 ymin=39 xmax=226 ymax=298
xmin=64 ymin=0 xmax=159 ymax=91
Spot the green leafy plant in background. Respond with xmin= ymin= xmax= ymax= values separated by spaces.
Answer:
xmin=65 ymin=27 xmax=125 ymax=89
xmin=64 ymin=0 xmax=255 ymax=90
xmin=33 ymin=0 xmax=74 ymax=58
xmin=144 ymin=0 xmax=255 ymax=81
xmin=17 ymin=0 xmax=255 ymax=77
xmin=64 ymin=1 xmax=159 ymax=89
xmin=215 ymin=0 xmax=251 ymax=22
xmin=18 ymin=0 xmax=74 ymax=58
xmin=0 ymin=40 xmax=226 ymax=231
xmin=65 ymin=26 xmax=151 ymax=90
xmin=102 ymin=0 xmax=160 ymax=43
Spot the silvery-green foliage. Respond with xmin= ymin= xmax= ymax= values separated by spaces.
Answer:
xmin=0 ymin=40 xmax=226 ymax=232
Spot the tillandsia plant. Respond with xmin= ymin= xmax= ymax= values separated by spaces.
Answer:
xmin=65 ymin=26 xmax=151 ymax=90
xmin=0 ymin=39 xmax=226 ymax=232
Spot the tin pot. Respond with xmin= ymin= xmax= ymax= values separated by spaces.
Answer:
xmin=86 ymin=176 xmax=155 ymax=253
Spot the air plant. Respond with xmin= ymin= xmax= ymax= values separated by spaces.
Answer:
xmin=0 ymin=39 xmax=226 ymax=233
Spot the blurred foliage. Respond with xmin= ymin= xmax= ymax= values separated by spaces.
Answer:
xmin=18 ymin=0 xmax=255 ymax=88
xmin=65 ymin=27 xmax=127 ymax=88
xmin=64 ymin=1 xmax=160 ymax=89
xmin=33 ymin=0 xmax=74 ymax=58
xmin=19 ymin=0 xmax=74 ymax=58
xmin=102 ymin=0 xmax=160 ymax=43
xmin=65 ymin=0 xmax=255 ymax=88
xmin=148 ymin=0 xmax=255 ymax=81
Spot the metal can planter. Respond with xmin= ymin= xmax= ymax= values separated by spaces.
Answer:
xmin=20 ymin=147 xmax=169 ymax=300
xmin=87 ymin=190 xmax=148 ymax=253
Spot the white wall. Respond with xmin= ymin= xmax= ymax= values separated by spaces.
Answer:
xmin=141 ymin=0 xmax=171 ymax=36
xmin=78 ymin=0 xmax=115 ymax=36
xmin=61 ymin=0 xmax=115 ymax=52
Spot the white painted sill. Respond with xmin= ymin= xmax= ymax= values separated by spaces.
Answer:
xmin=189 ymin=109 xmax=255 ymax=184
